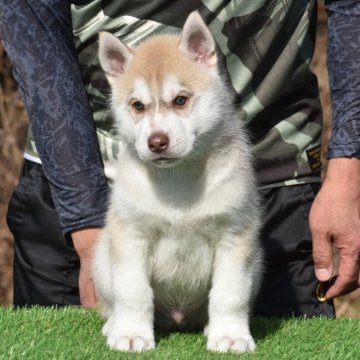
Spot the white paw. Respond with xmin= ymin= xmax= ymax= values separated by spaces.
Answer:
xmin=206 ymin=321 xmax=256 ymax=354
xmin=107 ymin=335 xmax=155 ymax=352
xmin=207 ymin=335 xmax=256 ymax=353
xmin=102 ymin=318 xmax=155 ymax=352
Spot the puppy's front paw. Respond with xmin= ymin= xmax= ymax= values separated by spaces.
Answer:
xmin=207 ymin=335 xmax=255 ymax=354
xmin=103 ymin=318 xmax=155 ymax=352
xmin=206 ymin=322 xmax=256 ymax=354
xmin=107 ymin=335 xmax=155 ymax=352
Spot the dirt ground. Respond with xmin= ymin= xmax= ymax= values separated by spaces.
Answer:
xmin=0 ymin=45 xmax=28 ymax=305
xmin=0 ymin=3 xmax=359 ymax=315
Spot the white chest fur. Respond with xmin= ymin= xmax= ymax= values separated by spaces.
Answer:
xmin=151 ymin=222 xmax=214 ymax=309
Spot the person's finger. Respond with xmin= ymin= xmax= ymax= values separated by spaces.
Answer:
xmin=84 ymin=286 xmax=97 ymax=308
xmin=325 ymin=247 xmax=360 ymax=299
xmin=309 ymin=203 xmax=334 ymax=282
xmin=80 ymin=282 xmax=97 ymax=308
xmin=311 ymin=232 xmax=333 ymax=282
xmin=79 ymin=261 xmax=97 ymax=308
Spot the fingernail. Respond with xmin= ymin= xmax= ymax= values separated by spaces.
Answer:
xmin=315 ymin=268 xmax=331 ymax=281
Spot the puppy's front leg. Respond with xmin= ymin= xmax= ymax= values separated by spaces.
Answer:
xmin=206 ymin=234 xmax=258 ymax=354
xmin=104 ymin=226 xmax=155 ymax=352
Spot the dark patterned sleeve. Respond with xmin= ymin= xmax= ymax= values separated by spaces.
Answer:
xmin=0 ymin=0 xmax=109 ymax=233
xmin=325 ymin=0 xmax=360 ymax=159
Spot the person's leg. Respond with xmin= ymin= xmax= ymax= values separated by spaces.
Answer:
xmin=254 ymin=183 xmax=335 ymax=317
xmin=7 ymin=160 xmax=80 ymax=306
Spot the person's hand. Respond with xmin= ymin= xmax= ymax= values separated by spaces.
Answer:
xmin=71 ymin=227 xmax=101 ymax=308
xmin=309 ymin=157 xmax=360 ymax=299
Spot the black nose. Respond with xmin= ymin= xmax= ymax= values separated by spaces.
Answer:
xmin=148 ymin=132 xmax=169 ymax=153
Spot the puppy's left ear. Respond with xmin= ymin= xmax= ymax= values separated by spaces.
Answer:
xmin=178 ymin=11 xmax=217 ymax=67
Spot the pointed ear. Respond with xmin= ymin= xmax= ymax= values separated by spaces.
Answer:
xmin=98 ymin=32 xmax=133 ymax=79
xmin=178 ymin=11 xmax=217 ymax=67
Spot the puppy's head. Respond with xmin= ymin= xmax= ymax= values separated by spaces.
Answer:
xmin=98 ymin=11 xmax=224 ymax=168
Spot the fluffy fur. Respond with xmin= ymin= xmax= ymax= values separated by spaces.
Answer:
xmin=94 ymin=11 xmax=263 ymax=354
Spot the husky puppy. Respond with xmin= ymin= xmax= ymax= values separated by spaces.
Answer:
xmin=94 ymin=11 xmax=262 ymax=354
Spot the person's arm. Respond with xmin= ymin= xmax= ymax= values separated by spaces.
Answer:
xmin=310 ymin=0 xmax=360 ymax=299
xmin=0 ymin=0 xmax=108 ymax=306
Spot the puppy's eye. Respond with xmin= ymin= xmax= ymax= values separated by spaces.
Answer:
xmin=173 ymin=96 xmax=188 ymax=107
xmin=132 ymin=101 xmax=145 ymax=112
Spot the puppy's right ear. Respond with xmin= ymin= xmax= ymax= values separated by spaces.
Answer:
xmin=98 ymin=32 xmax=133 ymax=80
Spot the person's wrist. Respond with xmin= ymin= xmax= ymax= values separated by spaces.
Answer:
xmin=325 ymin=157 xmax=360 ymax=184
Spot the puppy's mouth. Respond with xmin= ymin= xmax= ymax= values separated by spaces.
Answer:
xmin=152 ymin=157 xmax=182 ymax=168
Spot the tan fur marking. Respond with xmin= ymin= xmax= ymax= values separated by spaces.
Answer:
xmin=112 ymin=34 xmax=213 ymax=106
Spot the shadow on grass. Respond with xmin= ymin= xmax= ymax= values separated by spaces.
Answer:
xmin=154 ymin=316 xmax=284 ymax=345
xmin=251 ymin=316 xmax=284 ymax=341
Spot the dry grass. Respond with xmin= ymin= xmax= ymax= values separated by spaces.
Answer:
xmin=0 ymin=45 xmax=28 ymax=305
xmin=310 ymin=4 xmax=332 ymax=178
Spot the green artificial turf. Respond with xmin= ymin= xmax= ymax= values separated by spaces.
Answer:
xmin=0 ymin=306 xmax=359 ymax=360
